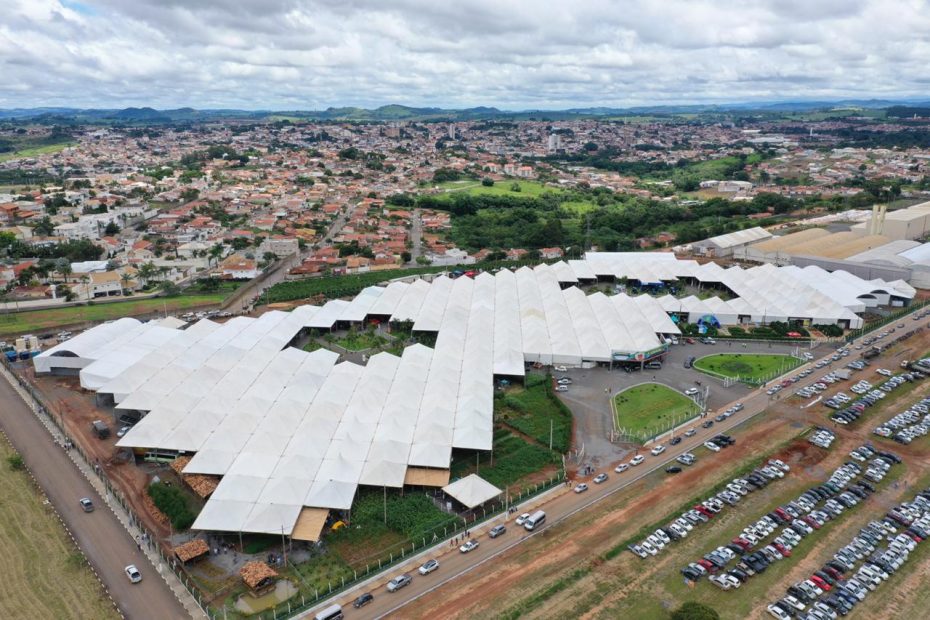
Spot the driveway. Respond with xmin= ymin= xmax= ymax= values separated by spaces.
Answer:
xmin=555 ymin=339 xmax=833 ymax=469
xmin=0 ymin=376 xmax=190 ymax=620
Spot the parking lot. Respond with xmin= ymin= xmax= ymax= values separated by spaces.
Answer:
xmin=558 ymin=339 xmax=832 ymax=470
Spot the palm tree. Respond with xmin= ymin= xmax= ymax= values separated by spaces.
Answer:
xmin=79 ymin=274 xmax=91 ymax=300
xmin=120 ymin=272 xmax=133 ymax=293
xmin=137 ymin=262 xmax=157 ymax=285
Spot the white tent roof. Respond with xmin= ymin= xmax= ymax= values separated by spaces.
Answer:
xmin=443 ymin=474 xmax=502 ymax=509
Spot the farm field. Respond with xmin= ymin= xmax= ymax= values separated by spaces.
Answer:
xmin=694 ymin=353 xmax=800 ymax=382
xmin=0 ymin=141 xmax=74 ymax=163
xmin=613 ymin=382 xmax=700 ymax=436
xmin=0 ymin=293 xmax=225 ymax=337
xmin=0 ymin=438 xmax=118 ymax=619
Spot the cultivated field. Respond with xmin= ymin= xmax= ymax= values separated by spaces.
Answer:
xmin=0 ymin=438 xmax=118 ymax=619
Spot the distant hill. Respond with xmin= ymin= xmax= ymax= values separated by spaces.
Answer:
xmin=3 ymin=99 xmax=930 ymax=124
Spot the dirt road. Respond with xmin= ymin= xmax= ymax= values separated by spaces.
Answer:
xmin=0 ymin=377 xmax=190 ymax=620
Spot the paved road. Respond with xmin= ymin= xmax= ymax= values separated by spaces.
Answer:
xmin=0 ymin=377 xmax=189 ymax=620
xmin=305 ymin=314 xmax=929 ymax=619
xmin=409 ymin=208 xmax=422 ymax=263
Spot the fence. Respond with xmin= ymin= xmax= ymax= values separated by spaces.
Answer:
xmin=845 ymin=298 xmax=930 ymax=343
xmin=692 ymin=353 xmax=806 ymax=388
xmin=251 ymin=469 xmax=567 ymax=620
xmin=0 ymin=357 xmax=211 ymax=618
xmin=2 ymin=356 xmax=567 ymax=620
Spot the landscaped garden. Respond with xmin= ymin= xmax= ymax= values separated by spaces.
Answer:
xmin=495 ymin=374 xmax=573 ymax=452
xmin=613 ymin=383 xmax=700 ymax=440
xmin=693 ymin=353 xmax=801 ymax=383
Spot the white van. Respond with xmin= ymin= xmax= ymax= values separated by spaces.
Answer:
xmin=314 ymin=604 xmax=344 ymax=620
xmin=524 ymin=510 xmax=546 ymax=531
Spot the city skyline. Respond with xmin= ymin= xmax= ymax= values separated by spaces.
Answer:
xmin=3 ymin=0 xmax=930 ymax=109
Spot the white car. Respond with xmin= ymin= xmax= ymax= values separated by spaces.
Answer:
xmin=124 ymin=564 xmax=142 ymax=584
xmin=418 ymin=559 xmax=439 ymax=575
xmin=574 ymin=483 xmax=589 ymax=493
xmin=614 ymin=463 xmax=630 ymax=473
xmin=554 ymin=365 xmax=567 ymax=372
xmin=515 ymin=512 xmax=530 ymax=526
xmin=554 ymin=385 xmax=569 ymax=392
xmin=684 ymin=387 xmax=700 ymax=396
xmin=703 ymin=441 xmax=721 ymax=452
xmin=630 ymin=455 xmax=645 ymax=466
xmin=767 ymin=604 xmax=791 ymax=620
xmin=459 ymin=539 xmax=479 ymax=553
xmin=650 ymin=445 xmax=666 ymax=456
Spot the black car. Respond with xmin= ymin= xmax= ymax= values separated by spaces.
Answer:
xmin=670 ymin=436 xmax=682 ymax=446
xmin=702 ymin=420 xmax=714 ymax=429
xmin=353 ymin=592 xmax=374 ymax=608
xmin=665 ymin=466 xmax=682 ymax=474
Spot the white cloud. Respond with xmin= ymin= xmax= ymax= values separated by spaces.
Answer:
xmin=1 ymin=0 xmax=929 ymax=109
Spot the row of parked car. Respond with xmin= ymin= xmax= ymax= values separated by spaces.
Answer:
xmin=633 ymin=459 xmax=792 ymax=561
xmin=809 ymin=428 xmax=836 ymax=449
xmin=873 ymin=396 xmax=930 ymax=444
xmin=768 ymin=470 xmax=924 ymax=619
xmin=830 ymin=371 xmax=917 ymax=425
xmin=794 ymin=370 xmax=844 ymax=400
xmin=690 ymin=447 xmax=899 ymax=596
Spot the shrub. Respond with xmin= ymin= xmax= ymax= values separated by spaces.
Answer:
xmin=670 ymin=601 xmax=720 ymax=620
xmin=6 ymin=453 xmax=24 ymax=471
xmin=147 ymin=482 xmax=196 ymax=531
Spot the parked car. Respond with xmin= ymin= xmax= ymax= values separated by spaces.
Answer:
xmin=593 ymin=473 xmax=608 ymax=484
xmin=418 ymin=559 xmax=440 ymax=575
xmin=515 ymin=513 xmax=530 ymax=526
xmin=489 ymin=524 xmax=507 ymax=538
xmin=650 ymin=445 xmax=666 ymax=456
xmin=630 ymin=455 xmax=645 ymax=466
xmin=555 ymin=385 xmax=569 ymax=392
xmin=615 ymin=463 xmax=630 ymax=473
xmin=574 ymin=483 xmax=589 ymax=493
xmin=79 ymin=498 xmax=94 ymax=513
xmin=666 ymin=466 xmax=682 ymax=474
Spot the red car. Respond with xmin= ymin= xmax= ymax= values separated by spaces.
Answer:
xmin=810 ymin=575 xmax=832 ymax=591
xmin=732 ymin=538 xmax=752 ymax=550
xmin=685 ymin=337 xmax=696 ymax=344
xmin=803 ymin=516 xmax=821 ymax=530
xmin=697 ymin=559 xmax=716 ymax=573
xmin=774 ymin=507 xmax=791 ymax=521
xmin=773 ymin=542 xmax=792 ymax=557
xmin=694 ymin=505 xmax=715 ymax=518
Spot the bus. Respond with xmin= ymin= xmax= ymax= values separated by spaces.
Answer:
xmin=314 ymin=604 xmax=344 ymax=620
xmin=524 ymin=510 xmax=546 ymax=531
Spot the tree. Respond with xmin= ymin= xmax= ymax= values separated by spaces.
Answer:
xmin=79 ymin=274 xmax=91 ymax=300
xmin=401 ymin=250 xmax=412 ymax=263
xmin=208 ymin=244 xmax=225 ymax=267
xmin=137 ymin=262 xmax=157 ymax=285
xmin=481 ymin=177 xmax=494 ymax=187
xmin=33 ymin=216 xmax=55 ymax=236
xmin=160 ymin=281 xmax=181 ymax=296
xmin=55 ymin=257 xmax=72 ymax=281
xmin=104 ymin=221 xmax=120 ymax=235
xmin=231 ymin=237 xmax=251 ymax=251
xmin=670 ymin=601 xmax=720 ymax=620
xmin=180 ymin=188 xmax=200 ymax=202
xmin=120 ymin=272 xmax=133 ymax=292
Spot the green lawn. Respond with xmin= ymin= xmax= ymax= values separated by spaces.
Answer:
xmin=0 ymin=294 xmax=226 ymax=337
xmin=0 ymin=142 xmax=74 ymax=163
xmin=693 ymin=353 xmax=799 ymax=382
xmin=438 ymin=179 xmax=553 ymax=197
xmin=330 ymin=329 xmax=390 ymax=351
xmin=496 ymin=374 xmax=573 ymax=453
xmin=613 ymin=383 xmax=699 ymax=438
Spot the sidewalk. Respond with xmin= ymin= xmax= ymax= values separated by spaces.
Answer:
xmin=0 ymin=363 xmax=206 ymax=619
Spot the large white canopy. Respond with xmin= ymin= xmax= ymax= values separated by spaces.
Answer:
xmin=443 ymin=474 xmax=502 ymax=509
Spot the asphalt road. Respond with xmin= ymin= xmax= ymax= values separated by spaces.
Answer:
xmin=0 ymin=377 xmax=189 ymax=620
xmin=306 ymin=314 xmax=929 ymax=620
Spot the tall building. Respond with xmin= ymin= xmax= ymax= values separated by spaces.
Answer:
xmin=547 ymin=132 xmax=561 ymax=153
xmin=448 ymin=123 xmax=456 ymax=140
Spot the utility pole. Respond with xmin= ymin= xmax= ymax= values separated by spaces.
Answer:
xmin=549 ymin=418 xmax=554 ymax=451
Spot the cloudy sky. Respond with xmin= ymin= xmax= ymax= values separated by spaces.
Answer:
xmin=2 ymin=0 xmax=930 ymax=110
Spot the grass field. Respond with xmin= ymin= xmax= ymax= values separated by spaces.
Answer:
xmin=0 ymin=141 xmax=74 ymax=163
xmin=693 ymin=353 xmax=799 ymax=382
xmin=0 ymin=439 xmax=118 ymax=619
xmin=613 ymin=383 xmax=699 ymax=436
xmin=0 ymin=294 xmax=226 ymax=337
xmin=496 ymin=374 xmax=573 ymax=453
xmin=437 ymin=179 xmax=554 ymax=197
